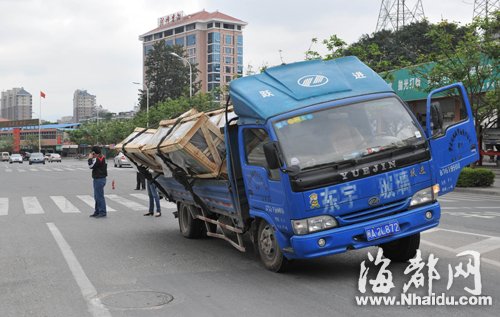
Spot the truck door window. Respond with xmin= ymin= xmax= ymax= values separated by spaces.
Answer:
xmin=243 ymin=128 xmax=280 ymax=180
xmin=429 ymin=88 xmax=468 ymax=137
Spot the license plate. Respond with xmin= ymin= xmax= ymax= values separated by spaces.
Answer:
xmin=364 ymin=220 xmax=400 ymax=241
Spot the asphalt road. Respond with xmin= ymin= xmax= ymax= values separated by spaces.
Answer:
xmin=0 ymin=159 xmax=498 ymax=317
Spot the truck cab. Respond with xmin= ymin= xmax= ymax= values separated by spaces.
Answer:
xmin=229 ymin=56 xmax=478 ymax=271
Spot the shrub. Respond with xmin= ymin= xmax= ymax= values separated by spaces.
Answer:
xmin=456 ymin=167 xmax=495 ymax=187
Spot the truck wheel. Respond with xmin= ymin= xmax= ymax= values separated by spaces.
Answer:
xmin=178 ymin=203 xmax=204 ymax=239
xmin=380 ymin=233 xmax=420 ymax=262
xmin=257 ymin=220 xmax=288 ymax=272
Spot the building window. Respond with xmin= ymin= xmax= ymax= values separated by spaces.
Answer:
xmin=144 ymin=35 xmax=152 ymax=42
xmin=237 ymin=65 xmax=243 ymax=74
xmin=237 ymin=25 xmax=241 ymax=30
xmin=224 ymin=56 xmax=233 ymax=64
xmin=225 ymin=66 xmax=232 ymax=73
xmin=208 ymin=63 xmax=220 ymax=73
xmin=237 ymin=46 xmax=243 ymax=55
xmin=174 ymin=26 xmax=184 ymax=34
xmin=215 ymin=22 xmax=221 ymax=28
xmin=237 ymin=56 xmax=243 ymax=65
xmin=237 ymin=35 xmax=243 ymax=46
xmin=207 ymin=32 xmax=220 ymax=44
xmin=187 ymin=47 xmax=196 ymax=56
xmin=165 ymin=29 xmax=173 ymax=36
xmin=207 ymin=22 xmax=213 ymax=28
xmin=208 ymin=44 xmax=220 ymax=53
xmin=225 ymin=34 xmax=233 ymax=45
xmin=154 ymin=32 xmax=162 ymax=40
xmin=175 ymin=37 xmax=185 ymax=46
xmin=185 ymin=23 xmax=196 ymax=31
xmin=165 ymin=39 xmax=173 ymax=47
xmin=144 ymin=45 xmax=153 ymax=55
xmin=223 ymin=23 xmax=235 ymax=30
xmin=208 ymin=53 xmax=220 ymax=63
xmin=208 ymin=83 xmax=220 ymax=91
xmin=226 ymin=75 xmax=232 ymax=83
xmin=186 ymin=34 xmax=196 ymax=46
xmin=224 ymin=47 xmax=233 ymax=54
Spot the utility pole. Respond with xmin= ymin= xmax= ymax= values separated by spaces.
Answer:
xmin=473 ymin=0 xmax=500 ymax=20
xmin=376 ymin=0 xmax=426 ymax=32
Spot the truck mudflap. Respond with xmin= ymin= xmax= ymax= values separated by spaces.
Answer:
xmin=286 ymin=202 xmax=440 ymax=259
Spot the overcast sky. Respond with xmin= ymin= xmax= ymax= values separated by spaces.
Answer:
xmin=0 ymin=0 xmax=476 ymax=121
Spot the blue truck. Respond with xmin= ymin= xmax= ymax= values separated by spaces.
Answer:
xmin=144 ymin=56 xmax=479 ymax=272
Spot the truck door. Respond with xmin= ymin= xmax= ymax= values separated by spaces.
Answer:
xmin=239 ymin=127 xmax=285 ymax=213
xmin=426 ymin=83 xmax=479 ymax=195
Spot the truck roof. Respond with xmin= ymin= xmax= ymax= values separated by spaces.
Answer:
xmin=229 ymin=56 xmax=393 ymax=125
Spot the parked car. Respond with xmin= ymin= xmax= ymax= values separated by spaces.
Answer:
xmin=29 ymin=152 xmax=45 ymax=165
xmin=114 ymin=152 xmax=132 ymax=168
xmin=8 ymin=153 xmax=23 ymax=164
xmin=48 ymin=153 xmax=62 ymax=163
xmin=1 ymin=152 xmax=10 ymax=162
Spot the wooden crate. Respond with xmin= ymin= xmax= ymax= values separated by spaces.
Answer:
xmin=121 ymin=128 xmax=163 ymax=173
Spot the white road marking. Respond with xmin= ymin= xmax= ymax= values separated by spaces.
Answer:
xmin=46 ymin=223 xmax=112 ymax=317
xmin=0 ymin=198 xmax=8 ymax=216
xmin=129 ymin=193 xmax=149 ymax=201
xmin=22 ymin=196 xmax=44 ymax=214
xmin=421 ymin=228 xmax=500 ymax=269
xmin=52 ymin=168 xmax=63 ymax=171
xmin=18 ymin=169 xmax=26 ymax=173
xmin=129 ymin=193 xmax=177 ymax=209
xmin=6 ymin=169 xmax=12 ymax=172
xmin=77 ymin=195 xmax=116 ymax=212
xmin=51 ymin=196 xmax=81 ymax=213
xmin=30 ymin=168 xmax=39 ymax=172
xmin=455 ymin=237 xmax=500 ymax=254
xmin=105 ymin=194 xmax=146 ymax=211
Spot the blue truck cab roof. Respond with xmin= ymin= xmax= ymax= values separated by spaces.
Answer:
xmin=230 ymin=56 xmax=394 ymax=125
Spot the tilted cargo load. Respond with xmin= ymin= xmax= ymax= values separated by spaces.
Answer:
xmin=119 ymin=107 xmax=236 ymax=179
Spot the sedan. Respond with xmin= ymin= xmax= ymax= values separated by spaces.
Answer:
xmin=29 ymin=152 xmax=45 ymax=165
xmin=114 ymin=152 xmax=132 ymax=168
xmin=9 ymin=154 xmax=23 ymax=164
xmin=48 ymin=153 xmax=62 ymax=163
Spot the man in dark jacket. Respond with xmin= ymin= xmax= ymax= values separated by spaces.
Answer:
xmin=88 ymin=146 xmax=108 ymax=218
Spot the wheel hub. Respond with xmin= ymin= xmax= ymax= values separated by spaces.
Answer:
xmin=260 ymin=226 xmax=275 ymax=256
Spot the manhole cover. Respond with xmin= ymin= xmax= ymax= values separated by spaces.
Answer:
xmin=100 ymin=290 xmax=173 ymax=310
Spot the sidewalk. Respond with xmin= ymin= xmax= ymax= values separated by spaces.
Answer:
xmin=454 ymin=162 xmax=500 ymax=196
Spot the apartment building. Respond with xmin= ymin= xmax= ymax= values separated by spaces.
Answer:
xmin=0 ymin=88 xmax=32 ymax=121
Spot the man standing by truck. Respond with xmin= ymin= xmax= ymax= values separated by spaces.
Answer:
xmin=88 ymin=145 xmax=108 ymax=218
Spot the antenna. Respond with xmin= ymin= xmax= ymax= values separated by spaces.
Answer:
xmin=376 ymin=0 xmax=426 ymax=32
xmin=278 ymin=49 xmax=285 ymax=64
xmin=473 ymin=0 xmax=500 ymax=20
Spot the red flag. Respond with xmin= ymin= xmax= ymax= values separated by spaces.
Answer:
xmin=40 ymin=91 xmax=46 ymax=98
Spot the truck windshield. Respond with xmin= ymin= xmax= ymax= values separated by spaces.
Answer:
xmin=273 ymin=97 xmax=425 ymax=170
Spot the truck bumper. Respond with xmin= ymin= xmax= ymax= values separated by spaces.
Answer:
xmin=287 ymin=202 xmax=440 ymax=259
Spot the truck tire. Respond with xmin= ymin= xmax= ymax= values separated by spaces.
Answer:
xmin=257 ymin=220 xmax=288 ymax=272
xmin=380 ymin=233 xmax=420 ymax=262
xmin=178 ymin=203 xmax=204 ymax=239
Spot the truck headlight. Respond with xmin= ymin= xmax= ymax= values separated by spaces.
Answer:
xmin=292 ymin=215 xmax=338 ymax=235
xmin=410 ymin=186 xmax=437 ymax=207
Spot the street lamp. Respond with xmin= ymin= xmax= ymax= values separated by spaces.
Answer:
xmin=132 ymin=82 xmax=149 ymax=128
xmin=170 ymin=52 xmax=192 ymax=98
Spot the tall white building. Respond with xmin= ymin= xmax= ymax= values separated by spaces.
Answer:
xmin=73 ymin=89 xmax=96 ymax=122
xmin=0 ymin=88 xmax=32 ymax=121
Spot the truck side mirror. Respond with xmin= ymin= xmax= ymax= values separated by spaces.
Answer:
xmin=263 ymin=141 xmax=281 ymax=170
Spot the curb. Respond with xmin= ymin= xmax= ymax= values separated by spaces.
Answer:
xmin=454 ymin=187 xmax=500 ymax=196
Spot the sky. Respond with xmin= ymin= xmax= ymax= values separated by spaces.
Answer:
xmin=0 ymin=0 xmax=477 ymax=121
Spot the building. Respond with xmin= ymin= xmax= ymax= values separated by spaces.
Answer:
xmin=139 ymin=10 xmax=246 ymax=92
xmin=0 ymin=88 xmax=32 ymax=121
xmin=0 ymin=120 xmax=80 ymax=154
xmin=73 ymin=89 xmax=96 ymax=122
xmin=58 ymin=116 xmax=74 ymax=124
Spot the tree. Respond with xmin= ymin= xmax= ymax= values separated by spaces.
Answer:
xmin=139 ymin=42 xmax=201 ymax=110
xmin=0 ymin=135 xmax=13 ymax=152
xmin=414 ymin=13 xmax=499 ymax=141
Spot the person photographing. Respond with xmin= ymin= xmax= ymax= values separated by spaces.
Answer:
xmin=88 ymin=146 xmax=108 ymax=218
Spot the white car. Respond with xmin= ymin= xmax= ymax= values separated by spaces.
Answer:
xmin=1 ymin=152 xmax=9 ymax=162
xmin=114 ymin=152 xmax=132 ymax=168
xmin=48 ymin=153 xmax=62 ymax=163
xmin=9 ymin=153 xmax=23 ymax=164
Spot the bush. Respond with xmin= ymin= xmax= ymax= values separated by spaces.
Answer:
xmin=456 ymin=167 xmax=495 ymax=187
